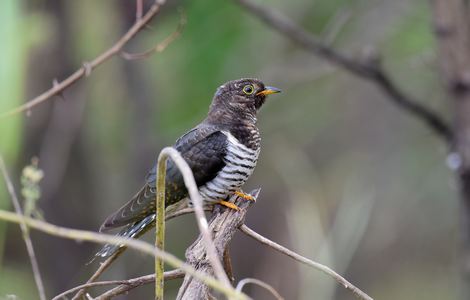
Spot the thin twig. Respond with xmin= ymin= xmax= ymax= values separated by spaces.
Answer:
xmin=239 ymin=225 xmax=373 ymax=300
xmin=236 ymin=278 xmax=284 ymax=300
xmin=235 ymin=0 xmax=453 ymax=143
xmin=158 ymin=147 xmax=232 ymax=287
xmin=166 ymin=206 xmax=213 ymax=220
xmin=136 ymin=0 xmax=144 ymax=21
xmin=0 ymin=0 xmax=168 ymax=119
xmin=71 ymin=251 xmax=122 ymax=300
xmin=53 ymin=270 xmax=184 ymax=300
xmin=0 ymin=210 xmax=247 ymax=300
xmin=321 ymin=8 xmax=352 ymax=46
xmin=121 ymin=8 xmax=187 ymax=61
xmin=94 ymin=270 xmax=185 ymax=300
xmin=0 ymin=155 xmax=46 ymax=300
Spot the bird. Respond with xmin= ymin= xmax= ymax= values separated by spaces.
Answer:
xmin=95 ymin=78 xmax=281 ymax=258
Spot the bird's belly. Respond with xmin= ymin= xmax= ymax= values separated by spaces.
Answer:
xmin=198 ymin=131 xmax=260 ymax=202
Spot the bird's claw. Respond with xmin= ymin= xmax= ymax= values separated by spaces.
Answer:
xmin=217 ymin=200 xmax=240 ymax=211
xmin=234 ymin=191 xmax=256 ymax=202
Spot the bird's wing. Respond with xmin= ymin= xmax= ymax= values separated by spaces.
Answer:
xmin=99 ymin=125 xmax=227 ymax=231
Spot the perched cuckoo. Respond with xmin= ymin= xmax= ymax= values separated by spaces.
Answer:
xmin=96 ymin=78 xmax=281 ymax=258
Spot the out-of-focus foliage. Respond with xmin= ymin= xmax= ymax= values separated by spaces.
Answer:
xmin=0 ymin=1 xmax=23 ymax=267
xmin=0 ymin=1 xmax=48 ymax=290
xmin=0 ymin=0 xmax=458 ymax=299
xmin=21 ymin=158 xmax=44 ymax=220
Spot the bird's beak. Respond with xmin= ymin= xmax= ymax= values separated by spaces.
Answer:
xmin=256 ymin=86 xmax=282 ymax=96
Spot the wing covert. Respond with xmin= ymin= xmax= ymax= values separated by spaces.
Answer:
xmin=100 ymin=125 xmax=227 ymax=230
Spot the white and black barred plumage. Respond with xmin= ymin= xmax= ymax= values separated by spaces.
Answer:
xmin=199 ymin=131 xmax=260 ymax=202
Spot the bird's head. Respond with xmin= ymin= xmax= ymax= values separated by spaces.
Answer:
xmin=208 ymin=78 xmax=281 ymax=122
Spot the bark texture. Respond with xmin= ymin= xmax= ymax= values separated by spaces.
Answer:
xmin=176 ymin=189 xmax=259 ymax=300
xmin=432 ymin=0 xmax=470 ymax=296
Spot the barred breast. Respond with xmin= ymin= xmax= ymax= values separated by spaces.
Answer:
xmin=198 ymin=130 xmax=260 ymax=202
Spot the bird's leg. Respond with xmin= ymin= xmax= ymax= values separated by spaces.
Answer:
xmin=216 ymin=200 xmax=240 ymax=211
xmin=234 ymin=190 xmax=256 ymax=202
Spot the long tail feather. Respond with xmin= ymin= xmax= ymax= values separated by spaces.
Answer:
xmin=94 ymin=214 xmax=156 ymax=259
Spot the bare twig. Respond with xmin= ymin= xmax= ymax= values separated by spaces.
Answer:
xmin=158 ymin=147 xmax=232 ymax=288
xmin=93 ymin=270 xmax=184 ymax=300
xmin=0 ymin=0 xmax=168 ymax=118
xmin=71 ymin=252 xmax=123 ymax=300
xmin=0 ymin=210 xmax=247 ymax=300
xmin=239 ymin=225 xmax=373 ymax=300
xmin=235 ymin=0 xmax=453 ymax=143
xmin=166 ymin=205 xmax=213 ymax=220
xmin=0 ymin=155 xmax=46 ymax=300
xmin=136 ymin=0 xmax=144 ymax=21
xmin=321 ymin=8 xmax=352 ymax=45
xmin=236 ymin=278 xmax=284 ymax=300
xmin=54 ymin=270 xmax=184 ymax=300
xmin=121 ymin=8 xmax=187 ymax=61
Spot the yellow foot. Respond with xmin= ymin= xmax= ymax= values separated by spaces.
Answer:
xmin=234 ymin=191 xmax=256 ymax=202
xmin=217 ymin=200 xmax=240 ymax=211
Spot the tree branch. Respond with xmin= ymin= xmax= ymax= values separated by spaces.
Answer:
xmin=431 ymin=0 xmax=470 ymax=296
xmin=121 ymin=8 xmax=186 ymax=61
xmin=0 ymin=0 xmax=168 ymax=118
xmin=235 ymin=0 xmax=453 ymax=143
xmin=239 ymin=225 xmax=373 ymax=300
xmin=176 ymin=189 xmax=260 ymax=299
xmin=0 ymin=155 xmax=46 ymax=300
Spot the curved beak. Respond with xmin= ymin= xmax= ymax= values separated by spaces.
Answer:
xmin=256 ymin=86 xmax=282 ymax=96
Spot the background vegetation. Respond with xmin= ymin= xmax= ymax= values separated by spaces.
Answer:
xmin=0 ymin=0 xmax=456 ymax=299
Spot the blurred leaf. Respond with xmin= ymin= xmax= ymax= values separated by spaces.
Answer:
xmin=0 ymin=0 xmax=25 ymax=268
xmin=0 ymin=264 xmax=37 ymax=300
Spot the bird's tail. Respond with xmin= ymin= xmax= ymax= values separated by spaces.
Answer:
xmin=93 ymin=214 xmax=156 ymax=260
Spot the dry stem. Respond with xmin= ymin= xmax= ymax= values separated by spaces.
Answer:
xmin=0 ymin=0 xmax=169 ymax=118
xmin=53 ymin=270 xmax=184 ymax=300
xmin=0 ymin=155 xmax=46 ymax=300
xmin=240 ymin=225 xmax=373 ymax=300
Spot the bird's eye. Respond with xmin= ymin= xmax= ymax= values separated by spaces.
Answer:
xmin=242 ymin=84 xmax=254 ymax=95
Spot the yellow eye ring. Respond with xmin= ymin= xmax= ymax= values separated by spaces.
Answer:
xmin=243 ymin=84 xmax=255 ymax=95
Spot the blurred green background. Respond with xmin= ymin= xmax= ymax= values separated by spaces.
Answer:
xmin=0 ymin=0 xmax=457 ymax=299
